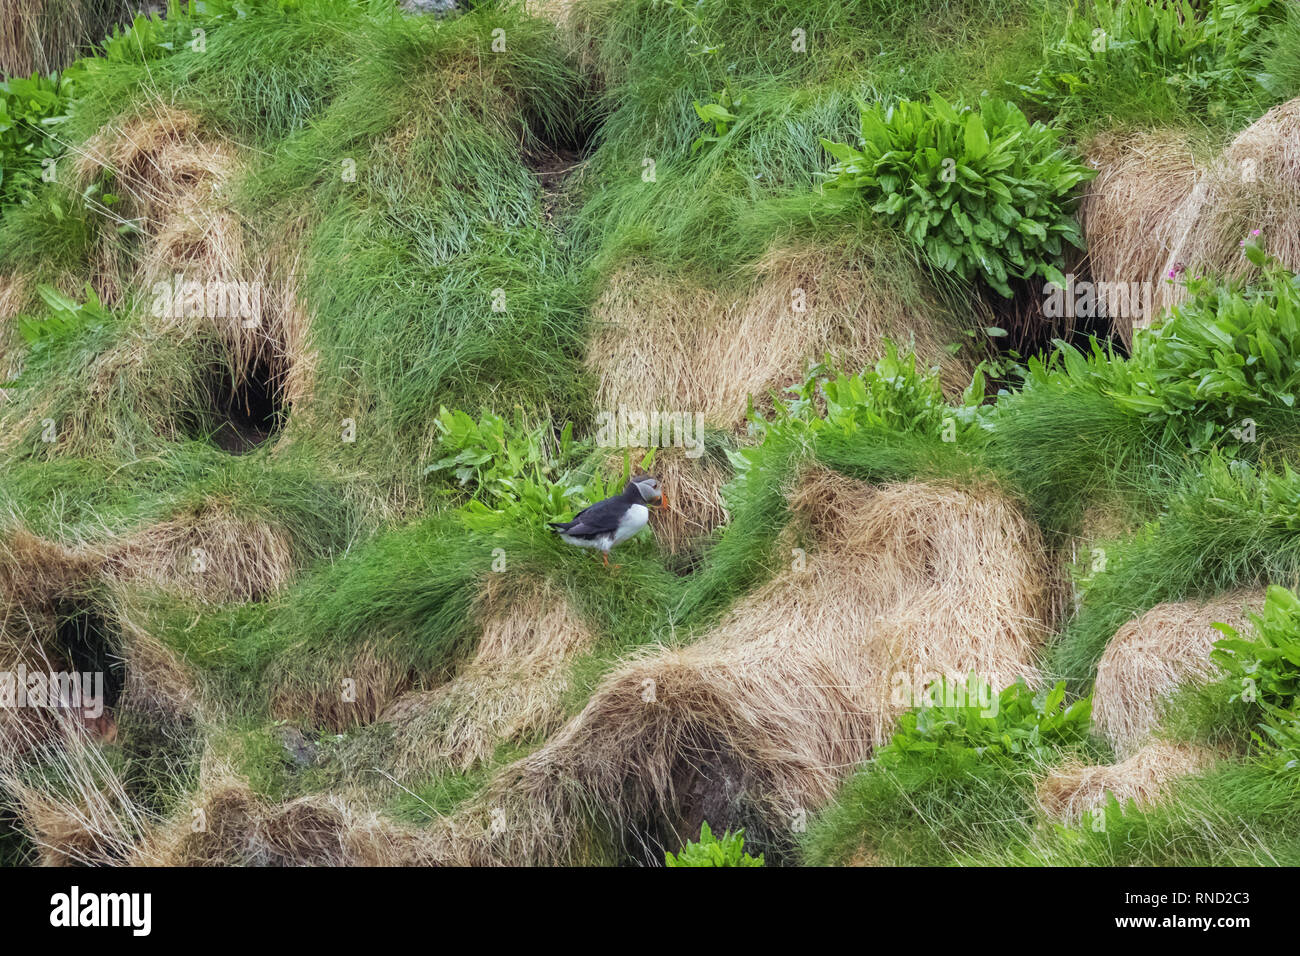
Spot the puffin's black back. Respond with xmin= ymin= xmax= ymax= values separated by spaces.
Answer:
xmin=549 ymin=487 xmax=634 ymax=536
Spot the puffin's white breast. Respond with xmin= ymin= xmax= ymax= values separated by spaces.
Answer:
xmin=612 ymin=503 xmax=650 ymax=545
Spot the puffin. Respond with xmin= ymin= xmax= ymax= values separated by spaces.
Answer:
xmin=549 ymin=474 xmax=667 ymax=567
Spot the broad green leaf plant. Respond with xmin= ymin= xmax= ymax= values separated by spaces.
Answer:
xmin=820 ymin=95 xmax=1094 ymax=297
xmin=665 ymin=821 xmax=765 ymax=867
xmin=1212 ymin=584 xmax=1300 ymax=764
xmin=426 ymin=406 xmax=654 ymax=531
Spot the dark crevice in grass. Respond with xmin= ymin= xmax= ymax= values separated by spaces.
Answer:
xmin=52 ymin=597 xmax=123 ymax=712
xmin=982 ymin=257 xmax=1131 ymax=369
xmin=0 ymin=796 xmax=34 ymax=866
xmin=191 ymin=354 xmax=288 ymax=455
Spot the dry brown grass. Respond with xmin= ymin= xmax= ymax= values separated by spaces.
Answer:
xmin=379 ymin=575 xmax=595 ymax=775
xmin=0 ymin=0 xmax=132 ymax=75
xmin=0 ymin=273 xmax=28 ymax=393
xmin=261 ymin=217 xmax=317 ymax=414
xmin=0 ymin=528 xmax=105 ymax=761
xmin=1083 ymin=101 xmax=1300 ymax=335
xmin=0 ymin=323 xmax=205 ymax=457
xmin=0 ymin=707 xmax=156 ymax=865
xmin=1093 ymin=591 xmax=1263 ymax=759
xmin=2 ymin=508 xmax=298 ymax=609
xmin=252 ymin=794 xmax=442 ymax=866
xmin=1037 ymin=741 xmax=1215 ymax=824
xmin=115 ymin=600 xmax=203 ymax=725
xmin=525 ymin=0 xmax=603 ymax=77
xmin=130 ymin=750 xmax=440 ymax=866
xmin=587 ymin=244 xmax=968 ymax=433
xmin=0 ymin=272 xmax=26 ymax=316
xmin=0 ymin=629 xmax=66 ymax=759
xmin=268 ymin=642 xmax=413 ymax=733
xmin=1079 ymin=130 xmax=1203 ymax=342
xmin=73 ymin=107 xmax=233 ymax=285
xmin=67 ymin=104 xmax=312 ymax=429
xmin=526 ymin=0 xmax=580 ymax=26
xmin=0 ymin=515 xmax=269 ymax=779
xmin=126 ymin=752 xmax=258 ymax=866
xmin=0 ymin=526 xmax=103 ymax=611
xmin=0 ymin=105 xmax=311 ymax=458
xmin=434 ymin=468 xmax=1049 ymax=865
xmin=1154 ymin=98 xmax=1300 ymax=314
xmin=106 ymin=508 xmax=298 ymax=604
xmin=600 ymin=445 xmax=730 ymax=555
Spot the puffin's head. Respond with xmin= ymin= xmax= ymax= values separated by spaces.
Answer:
xmin=627 ymin=474 xmax=667 ymax=509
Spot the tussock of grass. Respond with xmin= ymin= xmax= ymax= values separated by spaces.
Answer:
xmin=983 ymin=374 xmax=1153 ymax=537
xmin=1154 ymin=96 xmax=1300 ymax=316
xmin=802 ymin=754 xmax=1043 ymax=866
xmin=1079 ymin=128 xmax=1207 ymax=343
xmin=6 ymin=0 xmax=1300 ymax=868
xmin=1091 ymin=591 xmax=1263 ymax=758
xmin=587 ymin=238 xmax=970 ymax=435
xmin=1036 ymin=740 xmax=1216 ymax=824
xmin=1048 ymin=461 xmax=1300 ymax=692
xmin=0 ymin=0 xmax=134 ymax=75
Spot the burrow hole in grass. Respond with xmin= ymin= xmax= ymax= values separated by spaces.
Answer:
xmin=196 ymin=354 xmax=289 ymax=454
xmin=524 ymin=98 xmax=602 ymax=221
xmin=982 ymin=257 xmax=1130 ymax=394
xmin=629 ymin=739 xmax=789 ymax=866
xmin=51 ymin=598 xmax=124 ymax=735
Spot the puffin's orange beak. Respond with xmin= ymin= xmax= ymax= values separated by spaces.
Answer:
xmin=658 ymin=493 xmax=669 ymax=511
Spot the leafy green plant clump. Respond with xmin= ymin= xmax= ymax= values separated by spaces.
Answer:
xmin=820 ymin=95 xmax=1094 ymax=296
xmin=14 ymin=283 xmax=110 ymax=349
xmin=665 ymin=822 xmax=764 ymax=867
xmin=6 ymin=284 xmax=113 ymax=392
xmin=0 ymin=1 xmax=233 ymax=213
xmin=94 ymin=0 xmax=305 ymax=66
xmin=731 ymin=344 xmax=990 ymax=496
xmin=426 ymin=406 xmax=652 ymax=530
xmin=883 ymin=678 xmax=1092 ymax=771
xmin=0 ymin=72 xmax=77 ymax=208
xmin=748 ymin=343 xmax=986 ymax=446
xmin=802 ymin=680 xmax=1091 ymax=865
xmin=0 ymin=0 xmax=331 ymax=216
xmin=1029 ymin=243 xmax=1300 ymax=455
xmin=1212 ymin=584 xmax=1300 ymax=763
xmin=1111 ymin=243 xmax=1300 ymax=451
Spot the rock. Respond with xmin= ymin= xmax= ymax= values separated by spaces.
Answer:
xmin=398 ymin=0 xmax=458 ymax=16
xmin=277 ymin=726 xmax=319 ymax=769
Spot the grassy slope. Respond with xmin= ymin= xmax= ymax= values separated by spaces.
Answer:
xmin=4 ymin=0 xmax=1300 ymax=864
